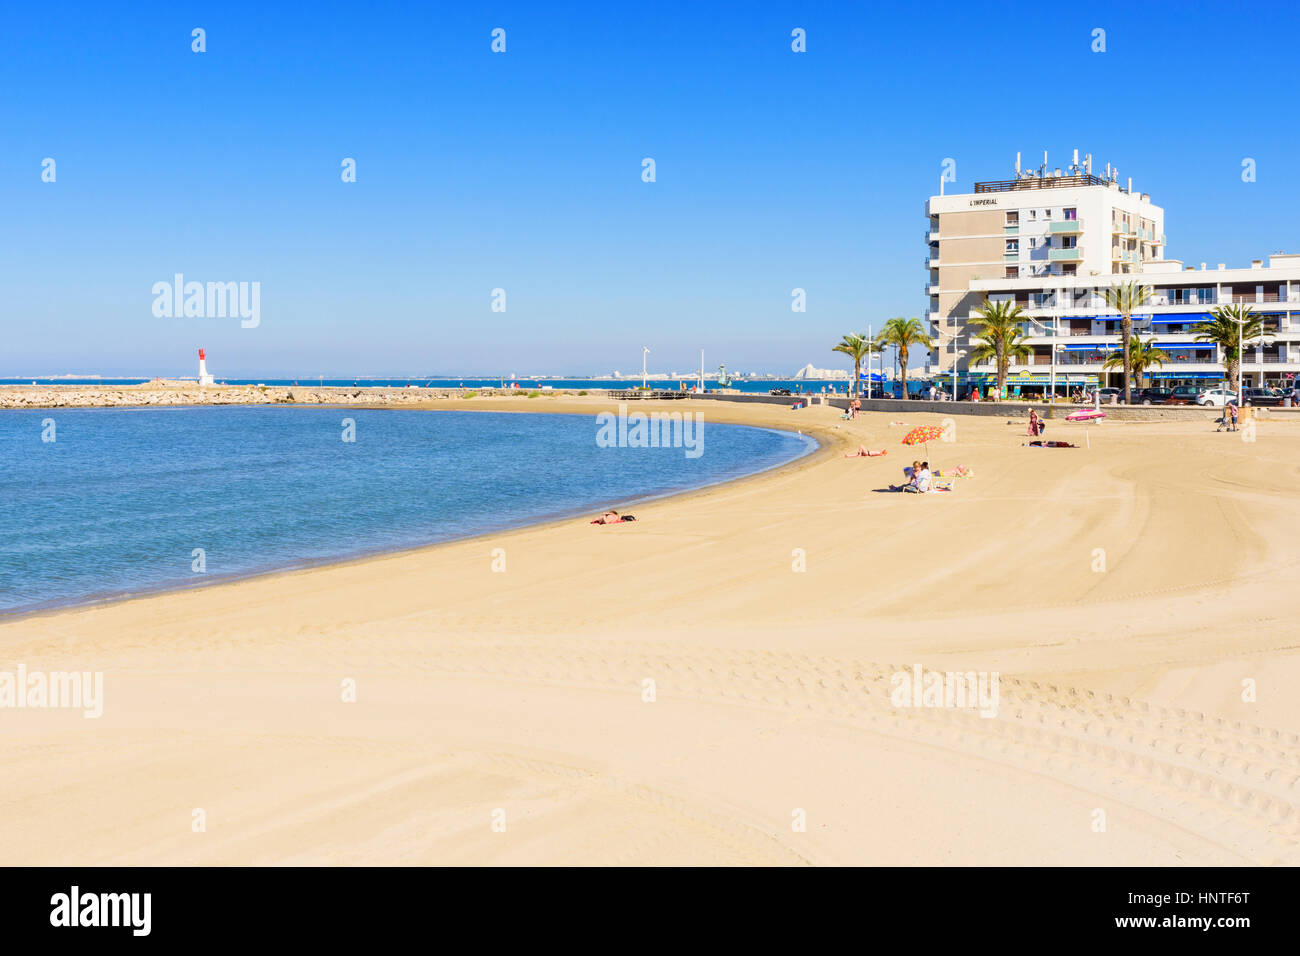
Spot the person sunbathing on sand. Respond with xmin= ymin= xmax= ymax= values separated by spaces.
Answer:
xmin=591 ymin=510 xmax=635 ymax=524
xmin=844 ymin=445 xmax=887 ymax=458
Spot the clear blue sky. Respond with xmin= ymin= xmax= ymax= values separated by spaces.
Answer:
xmin=4 ymin=1 xmax=1298 ymax=378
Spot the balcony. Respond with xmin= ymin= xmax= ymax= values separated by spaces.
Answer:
xmin=1048 ymin=220 xmax=1082 ymax=235
xmin=1004 ymin=225 xmax=1019 ymax=235
xmin=1049 ymin=248 xmax=1082 ymax=262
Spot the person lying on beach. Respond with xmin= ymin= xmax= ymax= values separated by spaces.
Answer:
xmin=590 ymin=510 xmax=636 ymax=524
xmin=844 ymin=446 xmax=887 ymax=458
xmin=1025 ymin=440 xmax=1076 ymax=448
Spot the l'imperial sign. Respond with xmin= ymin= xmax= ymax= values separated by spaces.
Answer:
xmin=968 ymin=199 xmax=998 ymax=206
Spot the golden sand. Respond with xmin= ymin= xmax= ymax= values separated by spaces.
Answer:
xmin=2 ymin=395 xmax=1297 ymax=865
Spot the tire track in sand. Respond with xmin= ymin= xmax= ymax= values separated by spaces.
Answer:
xmin=417 ymin=638 xmax=1300 ymax=864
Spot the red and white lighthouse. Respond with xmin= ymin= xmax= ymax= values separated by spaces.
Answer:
xmin=198 ymin=348 xmax=214 ymax=386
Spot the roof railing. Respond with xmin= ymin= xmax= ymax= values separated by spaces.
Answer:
xmin=974 ymin=174 xmax=1114 ymax=193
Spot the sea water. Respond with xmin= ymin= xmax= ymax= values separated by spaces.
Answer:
xmin=0 ymin=406 xmax=814 ymax=614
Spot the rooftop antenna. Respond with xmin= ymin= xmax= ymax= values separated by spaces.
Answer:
xmin=1105 ymin=162 xmax=1112 ymax=180
xmin=1085 ymin=153 xmax=1093 ymax=175
xmin=1071 ymin=148 xmax=1079 ymax=174
xmin=1127 ymin=176 xmax=1133 ymax=194
xmin=1015 ymin=151 xmax=1021 ymax=175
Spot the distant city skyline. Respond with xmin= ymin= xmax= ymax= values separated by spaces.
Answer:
xmin=5 ymin=1 xmax=1299 ymax=378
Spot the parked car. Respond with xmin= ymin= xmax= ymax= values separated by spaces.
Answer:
xmin=1162 ymin=385 xmax=1206 ymax=405
xmin=1196 ymin=387 xmax=1238 ymax=407
xmin=1096 ymin=387 xmax=1122 ymax=404
xmin=1136 ymin=387 xmax=1174 ymax=405
xmin=1241 ymin=387 xmax=1283 ymax=406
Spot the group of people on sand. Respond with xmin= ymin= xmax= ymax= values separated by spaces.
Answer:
xmin=1219 ymin=400 xmax=1240 ymax=432
xmin=1027 ymin=409 xmax=1046 ymax=437
xmin=888 ymin=460 xmax=935 ymax=493
xmin=888 ymin=458 xmax=973 ymax=492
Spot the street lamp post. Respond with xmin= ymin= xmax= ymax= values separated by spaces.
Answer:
xmin=1048 ymin=315 xmax=1060 ymax=403
xmin=1049 ymin=338 xmax=1057 ymax=405
xmin=939 ymin=330 xmax=964 ymax=400
xmin=1050 ymin=342 xmax=1063 ymax=404
xmin=642 ymin=346 xmax=650 ymax=390
xmin=1238 ymin=319 xmax=1243 ymax=399
xmin=866 ymin=324 xmax=873 ymax=400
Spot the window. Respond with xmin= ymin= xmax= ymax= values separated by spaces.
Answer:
xmin=1044 ymin=209 xmax=1053 ymax=220
xmin=1062 ymin=264 xmax=1077 ymax=276
xmin=1064 ymin=207 xmax=1077 ymax=220
xmin=1028 ymin=210 xmax=1037 ymax=220
xmin=1005 ymin=267 xmax=1019 ymax=278
xmin=1028 ymin=237 xmax=1037 ymax=249
xmin=1006 ymin=239 xmax=1019 ymax=252
xmin=1062 ymin=236 xmax=1077 ymax=249
xmin=1005 ymin=211 xmax=1019 ymax=225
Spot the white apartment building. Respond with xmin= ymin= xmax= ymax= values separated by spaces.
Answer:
xmin=924 ymin=152 xmax=1300 ymax=396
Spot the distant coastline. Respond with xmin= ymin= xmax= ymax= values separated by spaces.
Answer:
xmin=0 ymin=377 xmax=859 ymax=410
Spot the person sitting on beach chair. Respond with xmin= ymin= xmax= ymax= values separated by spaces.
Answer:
xmin=889 ymin=461 xmax=920 ymax=492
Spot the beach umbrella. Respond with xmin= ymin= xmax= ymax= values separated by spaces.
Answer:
xmin=900 ymin=425 xmax=946 ymax=446
xmin=1065 ymin=408 xmax=1104 ymax=449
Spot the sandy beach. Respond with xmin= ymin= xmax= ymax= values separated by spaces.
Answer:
xmin=3 ymin=395 xmax=1299 ymax=866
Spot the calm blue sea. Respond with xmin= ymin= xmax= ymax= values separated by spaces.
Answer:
xmin=0 ymin=406 xmax=815 ymax=615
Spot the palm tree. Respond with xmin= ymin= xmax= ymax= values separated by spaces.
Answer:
xmin=831 ymin=332 xmax=876 ymax=398
xmin=1193 ymin=305 xmax=1267 ymax=392
xmin=1102 ymin=335 xmax=1170 ymax=389
xmin=1103 ymin=281 xmax=1154 ymax=404
xmin=969 ymin=299 xmax=1030 ymax=400
xmin=875 ymin=317 xmax=932 ymax=398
